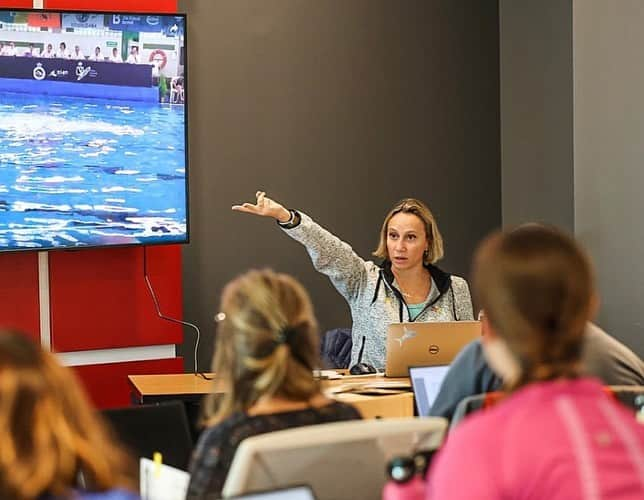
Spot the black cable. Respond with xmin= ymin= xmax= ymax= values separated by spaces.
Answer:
xmin=143 ymin=246 xmax=212 ymax=380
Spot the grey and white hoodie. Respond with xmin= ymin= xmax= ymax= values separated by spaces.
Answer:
xmin=281 ymin=211 xmax=474 ymax=368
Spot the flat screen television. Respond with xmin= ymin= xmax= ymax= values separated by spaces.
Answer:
xmin=0 ymin=9 xmax=188 ymax=252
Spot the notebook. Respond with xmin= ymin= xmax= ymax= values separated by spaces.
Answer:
xmin=409 ymin=365 xmax=450 ymax=416
xmin=385 ymin=321 xmax=481 ymax=377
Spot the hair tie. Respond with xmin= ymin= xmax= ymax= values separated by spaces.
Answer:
xmin=276 ymin=326 xmax=297 ymax=344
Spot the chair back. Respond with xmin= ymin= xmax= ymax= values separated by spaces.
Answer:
xmin=606 ymin=385 xmax=644 ymax=413
xmin=222 ymin=417 xmax=447 ymax=500
xmin=449 ymin=391 xmax=504 ymax=432
xmin=102 ymin=400 xmax=194 ymax=470
xmin=320 ymin=328 xmax=352 ymax=369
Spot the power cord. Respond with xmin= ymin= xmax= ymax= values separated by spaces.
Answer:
xmin=143 ymin=246 xmax=212 ymax=380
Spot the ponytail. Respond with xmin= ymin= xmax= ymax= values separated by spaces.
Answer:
xmin=202 ymin=269 xmax=320 ymax=426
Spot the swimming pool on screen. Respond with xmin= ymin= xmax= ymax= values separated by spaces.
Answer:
xmin=0 ymin=92 xmax=187 ymax=250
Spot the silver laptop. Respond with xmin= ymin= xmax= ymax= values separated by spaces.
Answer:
xmin=409 ymin=365 xmax=450 ymax=416
xmin=385 ymin=321 xmax=481 ymax=377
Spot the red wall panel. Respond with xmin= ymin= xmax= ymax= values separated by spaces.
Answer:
xmin=49 ymin=245 xmax=183 ymax=351
xmin=0 ymin=252 xmax=40 ymax=342
xmin=73 ymin=357 xmax=183 ymax=409
xmin=0 ymin=0 xmax=31 ymax=7
xmin=45 ymin=0 xmax=178 ymax=13
xmin=0 ymin=1 xmax=184 ymax=410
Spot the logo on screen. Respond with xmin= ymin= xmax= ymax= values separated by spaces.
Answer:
xmin=428 ymin=344 xmax=440 ymax=355
xmin=76 ymin=62 xmax=97 ymax=81
xmin=33 ymin=63 xmax=46 ymax=81
xmin=48 ymin=69 xmax=69 ymax=78
xmin=146 ymin=16 xmax=161 ymax=26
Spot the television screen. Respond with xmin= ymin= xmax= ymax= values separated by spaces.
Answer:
xmin=0 ymin=9 xmax=188 ymax=252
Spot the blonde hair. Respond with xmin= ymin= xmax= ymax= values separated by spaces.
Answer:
xmin=0 ymin=331 xmax=136 ymax=500
xmin=373 ymin=198 xmax=444 ymax=264
xmin=473 ymin=226 xmax=595 ymax=389
xmin=203 ymin=269 xmax=320 ymax=425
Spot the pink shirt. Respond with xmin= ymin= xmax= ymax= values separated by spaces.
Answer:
xmin=426 ymin=378 xmax=644 ymax=500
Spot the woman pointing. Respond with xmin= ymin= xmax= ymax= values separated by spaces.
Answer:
xmin=233 ymin=191 xmax=474 ymax=369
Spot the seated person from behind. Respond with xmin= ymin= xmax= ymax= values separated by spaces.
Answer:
xmin=0 ymin=331 xmax=138 ymax=500
xmin=425 ymin=225 xmax=644 ymax=499
xmin=186 ymin=269 xmax=361 ymax=500
xmin=430 ymin=320 xmax=644 ymax=421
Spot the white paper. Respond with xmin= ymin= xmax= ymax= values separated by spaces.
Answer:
xmin=312 ymin=369 xmax=343 ymax=379
xmin=140 ymin=457 xmax=190 ymax=500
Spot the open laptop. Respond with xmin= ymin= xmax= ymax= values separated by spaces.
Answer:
xmin=385 ymin=321 xmax=481 ymax=377
xmin=227 ymin=485 xmax=317 ymax=500
xmin=409 ymin=365 xmax=450 ymax=416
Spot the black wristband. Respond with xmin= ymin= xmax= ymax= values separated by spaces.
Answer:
xmin=277 ymin=209 xmax=301 ymax=229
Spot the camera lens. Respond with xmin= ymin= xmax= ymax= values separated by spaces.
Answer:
xmin=387 ymin=456 xmax=415 ymax=483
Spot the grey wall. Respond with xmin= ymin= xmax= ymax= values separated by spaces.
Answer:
xmin=500 ymin=0 xmax=644 ymax=356
xmin=499 ymin=0 xmax=574 ymax=230
xmin=574 ymin=0 xmax=644 ymax=355
xmin=178 ymin=0 xmax=501 ymax=371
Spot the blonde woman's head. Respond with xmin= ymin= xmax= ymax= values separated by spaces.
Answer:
xmin=373 ymin=198 xmax=444 ymax=265
xmin=204 ymin=269 xmax=320 ymax=424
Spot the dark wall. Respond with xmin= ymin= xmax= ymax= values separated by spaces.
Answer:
xmin=178 ymin=0 xmax=501 ymax=371
xmin=499 ymin=0 xmax=574 ymax=230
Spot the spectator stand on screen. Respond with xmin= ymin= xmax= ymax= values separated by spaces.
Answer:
xmin=170 ymin=77 xmax=184 ymax=104
xmin=23 ymin=44 xmax=36 ymax=57
xmin=126 ymin=46 xmax=140 ymax=64
xmin=42 ymin=43 xmax=55 ymax=58
xmin=57 ymin=41 xmax=70 ymax=59
xmin=90 ymin=46 xmax=103 ymax=61
xmin=110 ymin=47 xmax=122 ymax=63
xmin=4 ymin=42 xmax=17 ymax=56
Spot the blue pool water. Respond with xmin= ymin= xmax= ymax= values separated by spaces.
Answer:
xmin=0 ymin=92 xmax=187 ymax=250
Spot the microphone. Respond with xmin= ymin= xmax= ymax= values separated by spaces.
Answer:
xmin=349 ymin=336 xmax=377 ymax=375
xmin=357 ymin=335 xmax=366 ymax=363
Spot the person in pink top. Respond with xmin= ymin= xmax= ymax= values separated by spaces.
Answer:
xmin=423 ymin=225 xmax=644 ymax=500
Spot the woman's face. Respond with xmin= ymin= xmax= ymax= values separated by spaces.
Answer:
xmin=386 ymin=212 xmax=428 ymax=272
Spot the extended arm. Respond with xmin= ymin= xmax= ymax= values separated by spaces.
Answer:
xmin=233 ymin=192 xmax=371 ymax=301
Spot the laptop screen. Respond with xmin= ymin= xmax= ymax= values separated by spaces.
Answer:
xmin=228 ymin=485 xmax=317 ymax=500
xmin=409 ymin=365 xmax=450 ymax=416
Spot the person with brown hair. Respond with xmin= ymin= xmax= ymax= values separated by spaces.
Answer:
xmin=0 ymin=331 xmax=138 ymax=500
xmin=425 ymin=225 xmax=644 ymax=499
xmin=232 ymin=192 xmax=473 ymax=370
xmin=186 ymin=269 xmax=361 ymax=499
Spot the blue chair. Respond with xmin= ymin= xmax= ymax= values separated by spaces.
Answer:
xmin=320 ymin=328 xmax=352 ymax=368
